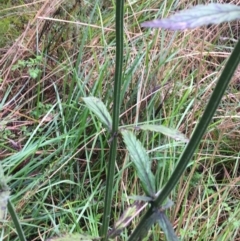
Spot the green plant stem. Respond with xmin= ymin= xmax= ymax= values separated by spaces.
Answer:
xmin=128 ymin=39 xmax=240 ymax=241
xmin=100 ymin=0 xmax=124 ymax=240
xmin=8 ymin=200 xmax=27 ymax=241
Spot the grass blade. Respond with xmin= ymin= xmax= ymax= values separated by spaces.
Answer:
xmin=7 ymin=200 xmax=27 ymax=241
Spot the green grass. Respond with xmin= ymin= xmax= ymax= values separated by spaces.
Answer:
xmin=0 ymin=0 xmax=240 ymax=240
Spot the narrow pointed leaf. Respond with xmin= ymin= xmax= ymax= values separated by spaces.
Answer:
xmin=133 ymin=210 xmax=161 ymax=240
xmin=82 ymin=97 xmax=112 ymax=131
xmin=157 ymin=211 xmax=179 ymax=241
xmin=141 ymin=3 xmax=240 ymax=30
xmin=121 ymin=130 xmax=155 ymax=197
xmin=137 ymin=124 xmax=189 ymax=143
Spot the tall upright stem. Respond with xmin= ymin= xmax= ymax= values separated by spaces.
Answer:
xmin=100 ymin=1 xmax=124 ymax=239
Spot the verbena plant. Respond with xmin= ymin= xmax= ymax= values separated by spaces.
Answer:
xmin=91 ymin=3 xmax=240 ymax=241
xmin=1 ymin=2 xmax=240 ymax=241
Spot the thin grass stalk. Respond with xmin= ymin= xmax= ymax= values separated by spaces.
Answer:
xmin=7 ymin=200 xmax=27 ymax=241
xmin=100 ymin=0 xmax=124 ymax=239
xmin=128 ymin=39 xmax=240 ymax=241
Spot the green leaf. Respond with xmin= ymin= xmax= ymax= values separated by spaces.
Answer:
xmin=82 ymin=97 xmax=112 ymax=131
xmin=46 ymin=233 xmax=97 ymax=241
xmin=121 ymin=130 xmax=155 ymax=197
xmin=29 ymin=68 xmax=41 ymax=79
xmin=141 ymin=3 xmax=240 ymax=30
xmin=132 ymin=209 xmax=179 ymax=241
xmin=137 ymin=124 xmax=189 ymax=143
xmin=157 ymin=211 xmax=179 ymax=241
xmin=134 ymin=210 xmax=161 ymax=240
xmin=108 ymin=201 xmax=144 ymax=238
